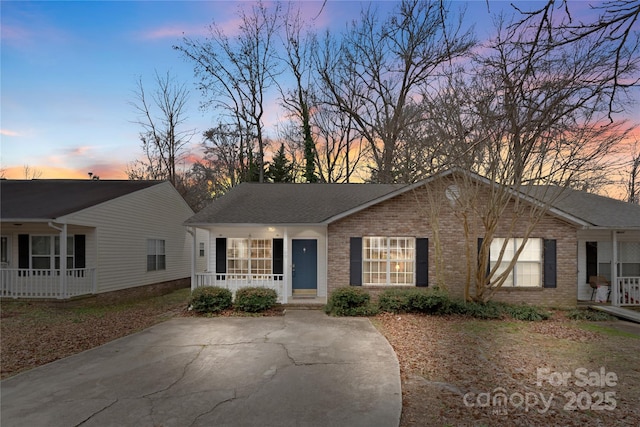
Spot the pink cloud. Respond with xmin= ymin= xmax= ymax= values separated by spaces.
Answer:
xmin=1 ymin=129 xmax=21 ymax=137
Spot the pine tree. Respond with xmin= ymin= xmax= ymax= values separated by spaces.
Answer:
xmin=267 ymin=144 xmax=294 ymax=182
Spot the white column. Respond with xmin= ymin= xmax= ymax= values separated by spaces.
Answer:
xmin=612 ymin=230 xmax=618 ymax=306
xmin=60 ymin=223 xmax=68 ymax=299
xmin=283 ymin=228 xmax=289 ymax=304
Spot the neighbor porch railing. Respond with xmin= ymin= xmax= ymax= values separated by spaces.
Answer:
xmin=0 ymin=268 xmax=97 ymax=299
xmin=193 ymin=273 xmax=285 ymax=303
xmin=614 ymin=277 xmax=640 ymax=306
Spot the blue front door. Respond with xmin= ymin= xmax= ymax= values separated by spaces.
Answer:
xmin=292 ymin=239 xmax=317 ymax=294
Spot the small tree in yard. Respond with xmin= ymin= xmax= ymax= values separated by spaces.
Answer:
xmin=425 ymin=2 xmax=638 ymax=302
xmin=267 ymin=143 xmax=294 ymax=182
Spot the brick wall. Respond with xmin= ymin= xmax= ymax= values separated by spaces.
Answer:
xmin=328 ymin=178 xmax=578 ymax=308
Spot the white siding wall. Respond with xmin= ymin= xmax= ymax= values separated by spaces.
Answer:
xmin=62 ymin=182 xmax=194 ymax=293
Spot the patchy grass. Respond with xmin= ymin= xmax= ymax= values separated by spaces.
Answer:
xmin=578 ymin=322 xmax=640 ymax=339
xmin=374 ymin=311 xmax=640 ymax=426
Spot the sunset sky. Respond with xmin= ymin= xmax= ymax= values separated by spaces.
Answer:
xmin=1 ymin=1 xmax=638 ymax=182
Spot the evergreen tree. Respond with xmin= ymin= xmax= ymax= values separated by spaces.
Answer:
xmin=267 ymin=144 xmax=294 ymax=182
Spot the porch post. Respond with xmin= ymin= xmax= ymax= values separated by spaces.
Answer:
xmin=187 ymin=227 xmax=196 ymax=292
xmin=283 ymin=228 xmax=289 ymax=304
xmin=611 ymin=230 xmax=619 ymax=306
xmin=60 ymin=224 xmax=68 ymax=299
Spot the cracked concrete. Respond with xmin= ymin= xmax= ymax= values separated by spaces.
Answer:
xmin=1 ymin=310 xmax=401 ymax=427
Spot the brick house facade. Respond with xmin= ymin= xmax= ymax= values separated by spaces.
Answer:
xmin=186 ymin=169 xmax=640 ymax=308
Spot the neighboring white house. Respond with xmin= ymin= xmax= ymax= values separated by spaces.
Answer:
xmin=0 ymin=179 xmax=206 ymax=299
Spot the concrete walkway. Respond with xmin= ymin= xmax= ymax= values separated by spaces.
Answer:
xmin=0 ymin=310 xmax=401 ymax=427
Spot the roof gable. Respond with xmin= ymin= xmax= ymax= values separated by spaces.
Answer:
xmin=1 ymin=180 xmax=163 ymax=220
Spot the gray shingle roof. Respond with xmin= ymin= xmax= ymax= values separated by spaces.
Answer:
xmin=529 ymin=186 xmax=640 ymax=228
xmin=186 ymin=182 xmax=401 ymax=224
xmin=1 ymin=180 xmax=162 ymax=220
xmin=187 ymin=178 xmax=640 ymax=229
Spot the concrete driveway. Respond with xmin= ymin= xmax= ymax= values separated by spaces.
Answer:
xmin=1 ymin=310 xmax=401 ymax=427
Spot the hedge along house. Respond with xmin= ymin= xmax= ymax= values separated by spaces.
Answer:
xmin=1 ymin=180 xmax=203 ymax=299
xmin=186 ymin=170 xmax=640 ymax=307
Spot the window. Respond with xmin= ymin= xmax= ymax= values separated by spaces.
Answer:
xmin=199 ymin=242 xmax=205 ymax=257
xmin=227 ymin=238 xmax=272 ymax=277
xmin=363 ymin=237 xmax=415 ymax=285
xmin=1 ymin=236 xmax=9 ymax=266
xmin=490 ymin=238 xmax=541 ymax=287
xmin=147 ymin=239 xmax=166 ymax=271
xmin=31 ymin=235 xmax=74 ymax=270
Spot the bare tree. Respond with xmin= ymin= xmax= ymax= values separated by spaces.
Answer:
xmin=175 ymin=1 xmax=281 ymax=183
xmin=23 ymin=164 xmax=43 ymax=179
xmin=625 ymin=141 xmax=640 ymax=203
xmin=318 ymin=0 xmax=474 ymax=183
xmin=279 ymin=6 xmax=317 ymax=182
xmin=442 ymin=7 xmax=637 ymax=302
xmin=128 ymin=70 xmax=194 ymax=185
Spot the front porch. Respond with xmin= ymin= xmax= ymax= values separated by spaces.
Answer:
xmin=0 ymin=268 xmax=97 ymax=299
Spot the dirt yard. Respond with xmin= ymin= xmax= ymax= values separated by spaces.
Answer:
xmin=2 ymin=292 xmax=639 ymax=426
xmin=373 ymin=312 xmax=640 ymax=426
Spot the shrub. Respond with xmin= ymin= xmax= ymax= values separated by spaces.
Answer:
xmin=378 ymin=289 xmax=413 ymax=313
xmin=234 ymin=287 xmax=278 ymax=313
xmin=325 ymin=287 xmax=377 ymax=316
xmin=567 ymin=308 xmax=615 ymax=321
xmin=190 ymin=286 xmax=233 ymax=313
xmin=504 ymin=304 xmax=551 ymax=321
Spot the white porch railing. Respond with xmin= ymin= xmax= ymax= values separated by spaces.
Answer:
xmin=615 ymin=277 xmax=640 ymax=306
xmin=193 ymin=273 xmax=285 ymax=303
xmin=1 ymin=268 xmax=97 ymax=299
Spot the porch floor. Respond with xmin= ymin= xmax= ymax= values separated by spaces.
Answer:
xmin=589 ymin=305 xmax=640 ymax=324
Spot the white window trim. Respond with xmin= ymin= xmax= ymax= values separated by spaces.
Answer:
xmin=227 ymin=238 xmax=273 ymax=277
xmin=147 ymin=239 xmax=166 ymax=272
xmin=490 ymin=238 xmax=542 ymax=287
xmin=30 ymin=235 xmax=75 ymax=270
xmin=363 ymin=236 xmax=416 ymax=286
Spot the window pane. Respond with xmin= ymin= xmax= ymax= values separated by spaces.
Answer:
xmin=33 ymin=257 xmax=50 ymax=269
xmin=32 ymin=236 xmax=51 ymax=255
xmin=147 ymin=239 xmax=157 ymax=255
xmin=157 ymin=240 xmax=165 ymax=255
xmin=516 ymin=238 xmax=541 ymax=262
xmin=516 ymin=262 xmax=540 ymax=287
xmin=157 ymin=255 xmax=166 ymax=270
xmin=1 ymin=237 xmax=8 ymax=264
xmin=147 ymin=255 xmax=156 ymax=271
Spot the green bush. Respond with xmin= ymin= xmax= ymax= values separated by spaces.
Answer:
xmin=376 ymin=288 xmax=550 ymax=321
xmin=325 ymin=287 xmax=377 ymax=316
xmin=504 ymin=304 xmax=551 ymax=321
xmin=190 ymin=286 xmax=233 ymax=313
xmin=567 ymin=308 xmax=614 ymax=321
xmin=234 ymin=287 xmax=278 ymax=312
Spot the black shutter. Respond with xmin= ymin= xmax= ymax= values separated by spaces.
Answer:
xmin=477 ymin=237 xmax=490 ymax=276
xmin=18 ymin=234 xmax=29 ymax=269
xmin=586 ymin=241 xmax=598 ymax=283
xmin=350 ymin=237 xmax=362 ymax=286
xmin=416 ymin=238 xmax=429 ymax=287
xmin=543 ymin=239 xmax=557 ymax=288
xmin=273 ymin=238 xmax=283 ymax=279
xmin=215 ymin=238 xmax=227 ymax=275
xmin=74 ymin=235 xmax=86 ymax=268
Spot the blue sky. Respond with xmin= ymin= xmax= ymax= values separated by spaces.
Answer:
xmin=1 ymin=1 xmax=636 ymax=180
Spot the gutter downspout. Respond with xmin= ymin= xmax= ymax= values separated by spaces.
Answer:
xmin=612 ymin=230 xmax=619 ymax=306
xmin=48 ymin=221 xmax=67 ymax=299
xmin=187 ymin=227 xmax=196 ymax=291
